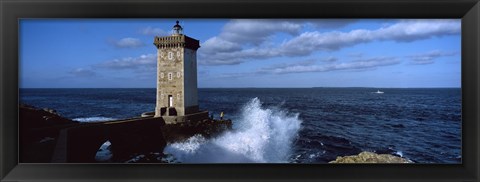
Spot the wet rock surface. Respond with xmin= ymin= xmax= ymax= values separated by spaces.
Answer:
xmin=162 ymin=119 xmax=232 ymax=143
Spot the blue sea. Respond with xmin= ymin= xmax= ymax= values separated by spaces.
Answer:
xmin=20 ymin=88 xmax=462 ymax=163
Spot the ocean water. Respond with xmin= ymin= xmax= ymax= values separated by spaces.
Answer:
xmin=20 ymin=88 xmax=462 ymax=163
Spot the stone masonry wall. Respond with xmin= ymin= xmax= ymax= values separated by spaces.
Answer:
xmin=155 ymin=46 xmax=185 ymax=116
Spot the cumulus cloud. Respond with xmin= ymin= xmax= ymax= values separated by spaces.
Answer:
xmin=198 ymin=19 xmax=307 ymax=65
xmin=198 ymin=58 xmax=244 ymax=66
xmin=139 ymin=27 xmax=168 ymax=36
xmin=220 ymin=19 xmax=303 ymax=44
xmin=202 ymin=37 xmax=243 ymax=53
xmin=321 ymin=56 xmax=338 ymax=62
xmin=110 ymin=37 xmax=145 ymax=48
xmin=69 ymin=68 xmax=96 ymax=77
xmin=262 ymin=60 xmax=317 ymax=71
xmin=215 ymin=56 xmax=400 ymax=78
xmin=374 ymin=20 xmax=460 ymax=42
xmin=408 ymin=50 xmax=458 ymax=65
xmin=257 ymin=57 xmax=400 ymax=74
xmin=278 ymin=20 xmax=460 ymax=55
xmin=96 ymin=54 xmax=156 ymax=70
xmin=199 ymin=19 xmax=460 ymax=66
xmin=204 ymin=19 xmax=355 ymax=49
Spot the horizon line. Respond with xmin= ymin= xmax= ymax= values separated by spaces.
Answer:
xmin=19 ymin=86 xmax=462 ymax=89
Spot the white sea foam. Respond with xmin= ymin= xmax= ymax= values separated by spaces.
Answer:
xmin=395 ymin=151 xmax=404 ymax=158
xmin=95 ymin=141 xmax=113 ymax=162
xmin=125 ymin=154 xmax=145 ymax=163
xmin=73 ymin=117 xmax=116 ymax=122
xmin=165 ymin=97 xmax=302 ymax=163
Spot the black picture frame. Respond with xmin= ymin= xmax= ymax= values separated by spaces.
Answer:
xmin=1 ymin=0 xmax=479 ymax=181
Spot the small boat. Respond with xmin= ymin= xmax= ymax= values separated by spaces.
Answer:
xmin=374 ymin=90 xmax=384 ymax=94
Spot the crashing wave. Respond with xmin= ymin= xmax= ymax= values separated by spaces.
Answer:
xmin=165 ymin=97 xmax=302 ymax=163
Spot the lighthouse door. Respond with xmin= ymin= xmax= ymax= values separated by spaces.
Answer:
xmin=168 ymin=95 xmax=173 ymax=107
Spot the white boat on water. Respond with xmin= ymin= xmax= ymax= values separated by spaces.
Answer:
xmin=374 ymin=90 xmax=384 ymax=94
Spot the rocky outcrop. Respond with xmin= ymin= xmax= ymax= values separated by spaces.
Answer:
xmin=329 ymin=151 xmax=413 ymax=163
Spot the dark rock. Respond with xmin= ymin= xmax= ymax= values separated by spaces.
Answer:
xmin=162 ymin=119 xmax=232 ymax=143
xmin=19 ymin=104 xmax=80 ymax=162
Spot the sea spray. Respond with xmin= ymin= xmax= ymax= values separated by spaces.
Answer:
xmin=165 ymin=97 xmax=302 ymax=163
xmin=73 ymin=117 xmax=117 ymax=122
xmin=95 ymin=141 xmax=113 ymax=162
xmin=169 ymin=134 xmax=207 ymax=154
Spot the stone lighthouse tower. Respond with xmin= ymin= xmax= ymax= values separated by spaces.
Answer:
xmin=153 ymin=21 xmax=207 ymax=124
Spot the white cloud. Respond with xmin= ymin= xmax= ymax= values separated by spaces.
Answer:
xmin=199 ymin=19 xmax=460 ymax=66
xmin=216 ymin=56 xmax=401 ymax=78
xmin=408 ymin=50 xmax=458 ymax=65
xmin=140 ymin=27 xmax=168 ymax=36
xmin=110 ymin=37 xmax=145 ymax=48
xmin=208 ymin=19 xmax=356 ymax=48
xmin=321 ymin=56 xmax=338 ymax=62
xmin=374 ymin=20 xmax=460 ymax=42
xmin=260 ymin=57 xmax=400 ymax=74
xmin=278 ymin=20 xmax=460 ymax=55
xmin=262 ymin=60 xmax=317 ymax=71
xmin=199 ymin=19 xmax=306 ymax=65
xmin=198 ymin=58 xmax=244 ymax=66
xmin=97 ymin=54 xmax=156 ymax=70
xmin=220 ymin=19 xmax=302 ymax=45
xmin=202 ymin=37 xmax=243 ymax=53
xmin=278 ymin=30 xmax=372 ymax=55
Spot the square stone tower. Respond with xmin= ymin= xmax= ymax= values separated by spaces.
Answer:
xmin=153 ymin=21 xmax=204 ymax=123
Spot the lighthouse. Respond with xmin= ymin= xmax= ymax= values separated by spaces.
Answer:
xmin=153 ymin=21 xmax=208 ymax=124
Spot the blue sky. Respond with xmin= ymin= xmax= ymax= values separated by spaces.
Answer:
xmin=19 ymin=19 xmax=461 ymax=88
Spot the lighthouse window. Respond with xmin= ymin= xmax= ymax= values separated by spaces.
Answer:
xmin=177 ymin=72 xmax=181 ymax=78
xmin=160 ymin=72 xmax=164 ymax=78
xmin=168 ymin=73 xmax=173 ymax=80
xmin=168 ymin=52 xmax=173 ymax=60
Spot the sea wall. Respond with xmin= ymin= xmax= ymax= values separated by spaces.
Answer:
xmin=162 ymin=119 xmax=232 ymax=143
xmin=19 ymin=104 xmax=79 ymax=162
xmin=20 ymin=104 xmax=231 ymax=163
xmin=56 ymin=117 xmax=167 ymax=163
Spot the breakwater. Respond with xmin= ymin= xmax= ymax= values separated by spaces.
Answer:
xmin=20 ymin=104 xmax=232 ymax=163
